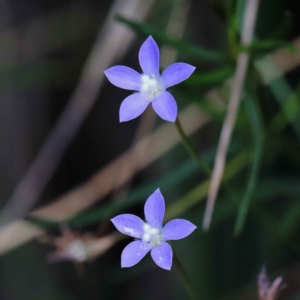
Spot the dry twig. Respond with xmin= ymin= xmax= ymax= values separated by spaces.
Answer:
xmin=0 ymin=0 xmax=155 ymax=224
xmin=0 ymin=104 xmax=211 ymax=255
xmin=203 ymin=0 xmax=260 ymax=230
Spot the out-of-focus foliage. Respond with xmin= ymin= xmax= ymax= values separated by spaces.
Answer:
xmin=1 ymin=0 xmax=300 ymax=299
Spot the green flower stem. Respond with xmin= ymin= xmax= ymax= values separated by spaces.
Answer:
xmin=175 ymin=117 xmax=211 ymax=175
xmin=173 ymin=250 xmax=197 ymax=300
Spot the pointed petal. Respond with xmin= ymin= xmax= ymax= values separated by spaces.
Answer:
xmin=119 ymin=93 xmax=150 ymax=122
xmin=111 ymin=214 xmax=145 ymax=238
xmin=151 ymin=242 xmax=173 ymax=270
xmin=144 ymin=189 xmax=165 ymax=228
xmin=258 ymin=267 xmax=270 ymax=298
xmin=163 ymin=219 xmax=197 ymax=241
xmin=152 ymin=91 xmax=177 ymax=122
xmin=161 ymin=63 xmax=196 ymax=88
xmin=121 ymin=240 xmax=152 ymax=268
xmin=139 ymin=36 xmax=160 ymax=76
xmin=104 ymin=66 xmax=141 ymax=90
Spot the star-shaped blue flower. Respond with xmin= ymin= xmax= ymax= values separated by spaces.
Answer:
xmin=111 ymin=189 xmax=197 ymax=270
xmin=104 ymin=36 xmax=196 ymax=122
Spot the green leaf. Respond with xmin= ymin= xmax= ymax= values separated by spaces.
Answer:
xmin=278 ymin=201 xmax=300 ymax=237
xmin=174 ymin=90 xmax=225 ymax=122
xmin=239 ymin=40 xmax=297 ymax=55
xmin=235 ymin=0 xmax=246 ymax=34
xmin=25 ymin=216 xmax=60 ymax=230
xmin=184 ymin=66 xmax=235 ymax=85
xmin=268 ymin=83 xmax=300 ymax=135
xmin=255 ymin=56 xmax=300 ymax=141
xmin=116 ymin=16 xmax=229 ymax=63
xmin=224 ymin=0 xmax=239 ymax=58
xmin=165 ymin=150 xmax=250 ymax=221
xmin=255 ymin=177 xmax=300 ymax=200
xmin=69 ymin=140 xmax=245 ymax=227
xmin=234 ymin=92 xmax=265 ymax=236
xmin=69 ymin=158 xmax=200 ymax=226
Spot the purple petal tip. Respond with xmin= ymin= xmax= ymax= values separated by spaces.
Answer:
xmin=163 ymin=219 xmax=197 ymax=241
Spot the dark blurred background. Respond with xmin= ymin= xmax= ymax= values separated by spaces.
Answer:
xmin=1 ymin=0 xmax=300 ymax=299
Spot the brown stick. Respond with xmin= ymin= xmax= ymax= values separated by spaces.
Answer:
xmin=0 ymin=104 xmax=211 ymax=254
xmin=0 ymin=0 xmax=155 ymax=225
xmin=203 ymin=0 xmax=260 ymax=230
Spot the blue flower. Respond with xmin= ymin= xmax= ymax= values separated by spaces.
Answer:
xmin=111 ymin=189 xmax=197 ymax=270
xmin=104 ymin=36 xmax=196 ymax=122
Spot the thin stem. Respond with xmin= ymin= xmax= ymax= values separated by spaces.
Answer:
xmin=175 ymin=117 xmax=211 ymax=175
xmin=173 ymin=250 xmax=197 ymax=300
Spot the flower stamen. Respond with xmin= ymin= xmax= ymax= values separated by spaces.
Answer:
xmin=140 ymin=74 xmax=162 ymax=100
xmin=142 ymin=223 xmax=162 ymax=247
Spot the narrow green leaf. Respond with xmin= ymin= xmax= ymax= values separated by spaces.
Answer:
xmin=24 ymin=159 xmax=198 ymax=229
xmin=255 ymin=56 xmax=300 ymax=141
xmin=165 ymin=150 xmax=250 ymax=221
xmin=278 ymin=201 xmax=300 ymax=237
xmin=25 ymin=216 xmax=60 ymax=230
xmin=116 ymin=16 xmax=229 ymax=63
xmin=174 ymin=90 xmax=225 ymax=122
xmin=69 ymin=141 xmax=244 ymax=227
xmin=184 ymin=66 xmax=235 ymax=85
xmin=268 ymin=83 xmax=300 ymax=135
xmin=234 ymin=93 xmax=265 ymax=236
xmin=69 ymin=158 xmax=199 ymax=226
xmin=224 ymin=0 xmax=239 ymax=58
xmin=235 ymin=0 xmax=246 ymax=34
xmin=255 ymin=178 xmax=300 ymax=200
xmin=239 ymin=40 xmax=297 ymax=55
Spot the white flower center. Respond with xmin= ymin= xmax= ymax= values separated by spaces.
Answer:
xmin=67 ymin=240 xmax=87 ymax=262
xmin=142 ymin=223 xmax=163 ymax=247
xmin=140 ymin=74 xmax=162 ymax=100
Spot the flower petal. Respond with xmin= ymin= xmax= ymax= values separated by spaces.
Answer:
xmin=161 ymin=63 xmax=196 ymax=88
xmin=152 ymin=91 xmax=177 ymax=122
xmin=104 ymin=66 xmax=141 ymax=90
xmin=121 ymin=240 xmax=152 ymax=268
xmin=119 ymin=93 xmax=150 ymax=122
xmin=163 ymin=219 xmax=197 ymax=241
xmin=111 ymin=214 xmax=145 ymax=238
xmin=144 ymin=188 xmax=165 ymax=228
xmin=151 ymin=242 xmax=173 ymax=270
xmin=139 ymin=36 xmax=160 ymax=76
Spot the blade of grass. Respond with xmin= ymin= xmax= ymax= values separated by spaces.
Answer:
xmin=68 ymin=158 xmax=199 ymax=226
xmin=68 ymin=142 xmax=244 ymax=226
xmin=116 ymin=16 xmax=229 ymax=63
xmin=255 ymin=55 xmax=300 ymax=140
xmin=254 ymin=177 xmax=300 ymax=200
xmin=278 ymin=200 xmax=300 ymax=237
xmin=268 ymin=88 xmax=300 ymax=134
xmin=166 ymin=150 xmax=249 ymax=220
xmin=30 ymin=141 xmax=243 ymax=228
xmin=234 ymin=92 xmax=265 ymax=236
xmin=184 ymin=66 xmax=235 ymax=86
xmin=239 ymin=39 xmax=296 ymax=55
